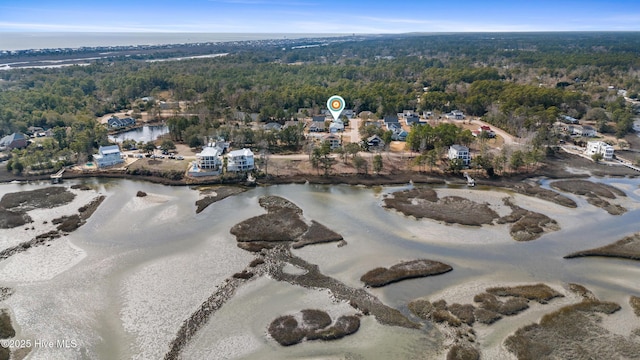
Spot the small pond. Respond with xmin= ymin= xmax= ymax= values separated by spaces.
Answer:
xmin=108 ymin=125 xmax=169 ymax=143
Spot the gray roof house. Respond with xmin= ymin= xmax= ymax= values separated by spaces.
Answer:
xmin=367 ymin=134 xmax=384 ymax=148
xmin=107 ymin=117 xmax=136 ymax=128
xmin=94 ymin=145 xmax=124 ymax=168
xmin=264 ymin=122 xmax=283 ymax=131
xmin=0 ymin=133 xmax=28 ymax=150
xmin=309 ymin=121 xmax=326 ymax=132
xmin=448 ymin=145 xmax=470 ymax=166
xmin=404 ymin=115 xmax=421 ymax=125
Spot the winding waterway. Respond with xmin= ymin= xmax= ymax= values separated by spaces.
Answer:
xmin=0 ymin=178 xmax=639 ymax=359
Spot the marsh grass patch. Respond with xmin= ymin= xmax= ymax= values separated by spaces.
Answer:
xmin=360 ymin=259 xmax=452 ymax=287
xmin=0 ymin=207 xmax=32 ymax=229
xmin=551 ymin=180 xmax=627 ymax=215
xmin=505 ymin=300 xmax=638 ymax=360
xmin=383 ymin=188 xmax=498 ymax=226
xmin=0 ymin=310 xmax=15 ymax=339
xmin=0 ymin=187 xmax=75 ymax=211
xmin=268 ymin=310 xmax=360 ymax=346
xmin=630 ymin=296 xmax=640 ymax=317
xmin=446 ymin=344 xmax=480 ymax=360
xmin=565 ymin=232 xmax=640 ymax=261
xmin=486 ymin=284 xmax=563 ymax=303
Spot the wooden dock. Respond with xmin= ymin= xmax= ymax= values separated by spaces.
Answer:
xmin=50 ymin=168 xmax=65 ymax=183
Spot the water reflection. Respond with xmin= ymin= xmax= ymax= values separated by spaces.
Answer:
xmin=108 ymin=125 xmax=169 ymax=143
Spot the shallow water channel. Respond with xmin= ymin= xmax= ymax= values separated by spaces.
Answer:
xmin=0 ymin=178 xmax=639 ymax=359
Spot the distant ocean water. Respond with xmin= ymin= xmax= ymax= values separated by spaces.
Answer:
xmin=0 ymin=32 xmax=346 ymax=51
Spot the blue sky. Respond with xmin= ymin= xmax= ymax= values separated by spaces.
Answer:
xmin=1 ymin=0 xmax=639 ymax=33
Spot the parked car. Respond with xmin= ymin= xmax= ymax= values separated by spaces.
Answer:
xmin=176 ymin=156 xmax=184 ymax=160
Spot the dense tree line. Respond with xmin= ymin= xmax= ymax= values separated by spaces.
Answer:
xmin=1 ymin=32 xmax=639 ymax=173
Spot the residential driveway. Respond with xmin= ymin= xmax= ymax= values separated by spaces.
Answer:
xmin=470 ymin=118 xmax=519 ymax=145
xmin=348 ymin=118 xmax=361 ymax=143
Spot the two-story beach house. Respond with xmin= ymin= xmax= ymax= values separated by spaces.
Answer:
xmin=448 ymin=145 xmax=471 ymax=166
xmin=94 ymin=145 xmax=124 ymax=168
xmin=226 ymin=148 xmax=255 ymax=172
xmin=196 ymin=147 xmax=223 ymax=170
xmin=586 ymin=141 xmax=614 ymax=160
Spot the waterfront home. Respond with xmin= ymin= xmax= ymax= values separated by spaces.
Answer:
xmin=188 ymin=146 xmax=223 ymax=176
xmin=94 ymin=145 xmax=124 ymax=168
xmin=0 ymin=133 xmax=28 ymax=150
xmin=586 ymin=141 xmax=614 ymax=160
xmin=226 ymin=148 xmax=255 ymax=172
xmin=196 ymin=147 xmax=223 ymax=170
xmin=107 ymin=117 xmax=136 ymax=128
xmin=448 ymin=145 xmax=470 ymax=165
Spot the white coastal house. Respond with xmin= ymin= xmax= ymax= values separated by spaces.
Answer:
xmin=94 ymin=145 xmax=124 ymax=168
xmin=188 ymin=146 xmax=223 ymax=176
xmin=448 ymin=144 xmax=470 ymax=165
xmin=226 ymin=148 xmax=255 ymax=172
xmin=198 ymin=147 xmax=223 ymax=170
xmin=586 ymin=141 xmax=614 ymax=160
